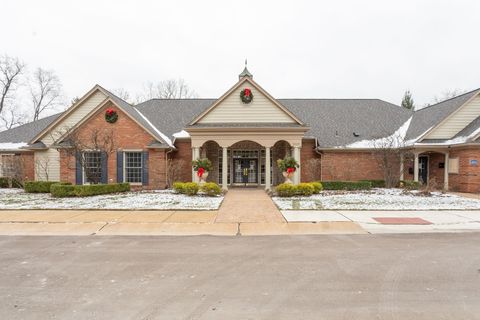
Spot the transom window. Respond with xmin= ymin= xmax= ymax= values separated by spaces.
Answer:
xmin=83 ymin=152 xmax=102 ymax=184
xmin=232 ymin=150 xmax=258 ymax=159
xmin=124 ymin=152 xmax=143 ymax=183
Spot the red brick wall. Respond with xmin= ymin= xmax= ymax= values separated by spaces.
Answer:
xmin=320 ymin=151 xmax=385 ymax=181
xmin=170 ymin=139 xmax=192 ymax=183
xmin=448 ymin=147 xmax=480 ymax=193
xmin=300 ymin=139 xmax=321 ymax=182
xmin=60 ymin=102 xmax=168 ymax=189
xmin=21 ymin=153 xmax=35 ymax=181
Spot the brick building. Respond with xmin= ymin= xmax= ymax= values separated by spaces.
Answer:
xmin=1 ymin=67 xmax=480 ymax=192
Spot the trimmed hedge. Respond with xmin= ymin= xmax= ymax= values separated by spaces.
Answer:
xmin=24 ymin=181 xmax=70 ymax=193
xmin=0 ymin=177 xmax=23 ymax=188
xmin=360 ymin=179 xmax=386 ymax=188
xmin=310 ymin=182 xmax=323 ymax=194
xmin=321 ymin=181 xmax=372 ymax=191
xmin=173 ymin=182 xmax=199 ymax=196
xmin=0 ymin=177 xmax=10 ymax=188
xmin=275 ymin=182 xmax=320 ymax=197
xmin=50 ymin=183 xmax=130 ymax=198
xmin=200 ymin=182 xmax=222 ymax=196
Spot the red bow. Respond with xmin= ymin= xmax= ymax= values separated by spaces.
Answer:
xmin=244 ymin=88 xmax=251 ymax=97
xmin=197 ymin=167 xmax=205 ymax=178
xmin=106 ymin=108 xmax=114 ymax=115
xmin=287 ymin=167 xmax=295 ymax=173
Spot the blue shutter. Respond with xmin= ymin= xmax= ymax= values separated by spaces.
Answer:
xmin=142 ymin=151 xmax=149 ymax=186
xmin=75 ymin=152 xmax=83 ymax=185
xmin=117 ymin=151 xmax=124 ymax=182
xmin=100 ymin=152 xmax=108 ymax=184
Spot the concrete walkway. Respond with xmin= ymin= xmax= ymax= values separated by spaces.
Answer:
xmin=215 ymin=188 xmax=285 ymax=223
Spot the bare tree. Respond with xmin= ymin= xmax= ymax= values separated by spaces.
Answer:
xmin=370 ymin=132 xmax=412 ymax=188
xmin=29 ymin=68 xmax=62 ymax=121
xmin=304 ymin=158 xmax=322 ymax=182
xmin=432 ymin=89 xmax=467 ymax=104
xmin=60 ymin=127 xmax=117 ymax=184
xmin=0 ymin=55 xmax=25 ymax=115
xmin=34 ymin=156 xmax=50 ymax=181
xmin=167 ymin=158 xmax=186 ymax=187
xmin=137 ymin=78 xmax=197 ymax=102
xmin=0 ymin=105 xmax=27 ymax=129
xmin=0 ymin=154 xmax=26 ymax=186
xmin=112 ymin=88 xmax=131 ymax=103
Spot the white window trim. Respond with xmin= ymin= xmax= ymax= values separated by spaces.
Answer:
xmin=82 ymin=151 xmax=102 ymax=185
xmin=123 ymin=150 xmax=143 ymax=185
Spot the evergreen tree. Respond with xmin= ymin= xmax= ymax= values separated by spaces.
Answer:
xmin=401 ymin=90 xmax=415 ymax=110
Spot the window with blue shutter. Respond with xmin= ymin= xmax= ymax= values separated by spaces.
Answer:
xmin=117 ymin=151 xmax=124 ymax=182
xmin=142 ymin=151 xmax=149 ymax=186
xmin=100 ymin=152 xmax=108 ymax=184
xmin=75 ymin=152 xmax=82 ymax=185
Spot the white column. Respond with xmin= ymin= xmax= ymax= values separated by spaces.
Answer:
xmin=222 ymin=146 xmax=228 ymax=190
xmin=399 ymin=153 xmax=404 ymax=181
xmin=265 ymin=147 xmax=271 ymax=190
xmin=444 ymin=152 xmax=449 ymax=191
xmin=413 ymin=152 xmax=419 ymax=182
xmin=192 ymin=147 xmax=200 ymax=182
xmin=293 ymin=146 xmax=301 ymax=184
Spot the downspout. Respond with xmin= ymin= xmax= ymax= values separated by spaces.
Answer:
xmin=165 ymin=147 xmax=174 ymax=189
xmin=314 ymin=137 xmax=323 ymax=181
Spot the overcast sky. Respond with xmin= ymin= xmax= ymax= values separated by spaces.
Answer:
xmin=2 ymin=0 xmax=480 ymax=108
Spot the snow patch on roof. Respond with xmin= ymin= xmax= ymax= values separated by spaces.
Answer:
xmin=133 ymin=107 xmax=173 ymax=147
xmin=173 ymin=130 xmax=190 ymax=138
xmin=0 ymin=142 xmax=27 ymax=151
xmin=343 ymin=116 xmax=412 ymax=149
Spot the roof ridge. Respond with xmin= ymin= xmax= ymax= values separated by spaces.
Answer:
xmin=415 ymin=87 xmax=480 ymax=112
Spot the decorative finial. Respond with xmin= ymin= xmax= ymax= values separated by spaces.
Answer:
xmin=239 ymin=60 xmax=253 ymax=80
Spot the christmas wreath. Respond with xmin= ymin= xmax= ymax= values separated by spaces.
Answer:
xmin=240 ymin=88 xmax=253 ymax=104
xmin=105 ymin=108 xmax=118 ymax=124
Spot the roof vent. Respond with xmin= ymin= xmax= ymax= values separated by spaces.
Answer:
xmin=353 ymin=132 xmax=360 ymax=137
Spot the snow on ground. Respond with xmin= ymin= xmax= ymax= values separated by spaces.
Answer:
xmin=273 ymin=188 xmax=480 ymax=210
xmin=0 ymin=189 xmax=223 ymax=210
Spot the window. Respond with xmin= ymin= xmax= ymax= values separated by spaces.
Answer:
xmin=0 ymin=154 xmax=15 ymax=177
xmin=83 ymin=152 xmax=102 ymax=184
xmin=124 ymin=152 xmax=143 ymax=183
xmin=218 ymin=150 xmax=231 ymax=184
xmin=448 ymin=157 xmax=459 ymax=174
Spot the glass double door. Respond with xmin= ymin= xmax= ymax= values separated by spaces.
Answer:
xmin=234 ymin=159 xmax=258 ymax=184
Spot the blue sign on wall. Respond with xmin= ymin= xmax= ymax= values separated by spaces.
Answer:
xmin=470 ymin=159 xmax=478 ymax=166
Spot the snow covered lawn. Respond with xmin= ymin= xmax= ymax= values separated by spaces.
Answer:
xmin=272 ymin=188 xmax=480 ymax=210
xmin=0 ymin=189 xmax=223 ymax=210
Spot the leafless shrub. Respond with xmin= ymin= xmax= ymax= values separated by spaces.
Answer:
xmin=167 ymin=158 xmax=186 ymax=187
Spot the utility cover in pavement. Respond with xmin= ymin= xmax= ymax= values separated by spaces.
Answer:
xmin=373 ymin=217 xmax=432 ymax=225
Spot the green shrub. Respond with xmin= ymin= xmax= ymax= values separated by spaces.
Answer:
xmin=24 ymin=181 xmax=67 ymax=193
xmin=276 ymin=183 xmax=296 ymax=197
xmin=0 ymin=177 xmax=10 ymax=188
xmin=192 ymin=158 xmax=213 ymax=172
xmin=276 ymin=156 xmax=299 ymax=172
xmin=50 ymin=183 xmax=130 ymax=198
xmin=50 ymin=184 xmax=75 ymax=197
xmin=200 ymin=182 xmax=222 ymax=196
xmin=183 ymin=182 xmax=199 ymax=196
xmin=322 ymin=181 xmax=372 ymax=191
xmin=399 ymin=180 xmax=421 ymax=190
xmin=173 ymin=182 xmax=186 ymax=194
xmin=296 ymin=183 xmax=315 ymax=196
xmin=310 ymin=182 xmax=323 ymax=194
xmin=360 ymin=180 xmax=385 ymax=188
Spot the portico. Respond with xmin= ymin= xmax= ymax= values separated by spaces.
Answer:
xmin=187 ymin=127 xmax=306 ymax=190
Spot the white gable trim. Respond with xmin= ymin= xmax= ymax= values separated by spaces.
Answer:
xmin=419 ymin=91 xmax=480 ymax=142
xmin=189 ymin=77 xmax=304 ymax=125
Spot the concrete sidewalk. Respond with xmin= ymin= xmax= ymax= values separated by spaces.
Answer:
xmin=282 ymin=210 xmax=480 ymax=233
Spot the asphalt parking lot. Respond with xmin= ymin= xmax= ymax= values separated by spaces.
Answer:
xmin=1 ymin=233 xmax=479 ymax=319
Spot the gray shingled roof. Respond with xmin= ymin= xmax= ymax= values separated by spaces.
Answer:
xmin=137 ymin=98 xmax=412 ymax=148
xmin=405 ymin=88 xmax=480 ymax=141
xmin=2 ymin=88 xmax=479 ymax=149
xmin=0 ymin=113 xmax=62 ymax=143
